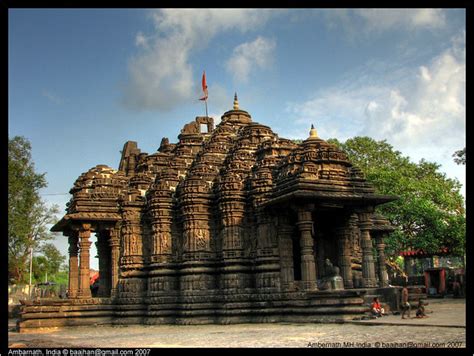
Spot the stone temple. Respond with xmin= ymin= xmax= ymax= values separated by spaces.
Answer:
xmin=19 ymin=95 xmax=397 ymax=330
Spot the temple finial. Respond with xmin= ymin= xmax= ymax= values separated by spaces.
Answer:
xmin=309 ymin=124 xmax=318 ymax=138
xmin=233 ymin=92 xmax=239 ymax=110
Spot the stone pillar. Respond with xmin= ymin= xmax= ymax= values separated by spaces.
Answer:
xmin=348 ymin=213 xmax=363 ymax=288
xmin=77 ymin=223 xmax=92 ymax=298
xmin=108 ymin=227 xmax=120 ymax=298
xmin=358 ymin=213 xmax=377 ymax=288
xmin=278 ymin=217 xmax=295 ymax=290
xmin=254 ymin=213 xmax=281 ymax=292
xmin=296 ymin=206 xmax=317 ymax=291
xmin=67 ymin=232 xmax=79 ymax=298
xmin=336 ymin=227 xmax=353 ymax=289
xmin=375 ymin=234 xmax=389 ymax=287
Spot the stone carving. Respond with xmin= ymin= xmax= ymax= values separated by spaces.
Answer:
xmin=181 ymin=121 xmax=200 ymax=134
xmin=324 ymin=258 xmax=341 ymax=277
xmin=319 ymin=259 xmax=344 ymax=291
xmin=42 ymin=96 xmax=398 ymax=331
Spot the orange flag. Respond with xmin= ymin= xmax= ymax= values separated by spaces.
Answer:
xmin=199 ymin=71 xmax=208 ymax=101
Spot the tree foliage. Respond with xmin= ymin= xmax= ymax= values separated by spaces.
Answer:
xmin=453 ymin=147 xmax=466 ymax=165
xmin=328 ymin=136 xmax=466 ymax=257
xmin=8 ymin=136 xmax=60 ymax=283
xmin=32 ymin=243 xmax=66 ymax=283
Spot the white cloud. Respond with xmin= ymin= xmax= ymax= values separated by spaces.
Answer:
xmin=42 ymin=90 xmax=62 ymax=104
xmin=354 ymin=9 xmax=446 ymax=31
xmin=135 ymin=32 xmax=148 ymax=48
xmin=225 ymin=36 xmax=276 ymax=83
xmin=149 ymin=9 xmax=274 ymax=48
xmin=323 ymin=9 xmax=446 ymax=40
xmin=124 ymin=36 xmax=194 ymax=111
xmin=122 ymin=9 xmax=278 ymax=111
xmin=411 ymin=8 xmax=446 ymax=27
xmin=419 ymin=66 xmax=431 ymax=81
xmin=286 ymin=30 xmax=465 ymax=194
xmin=286 ymin=83 xmax=388 ymax=141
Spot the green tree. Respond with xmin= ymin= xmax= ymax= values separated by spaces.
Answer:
xmin=453 ymin=147 xmax=466 ymax=165
xmin=32 ymin=243 xmax=66 ymax=283
xmin=8 ymin=136 xmax=59 ymax=283
xmin=328 ymin=136 xmax=466 ymax=257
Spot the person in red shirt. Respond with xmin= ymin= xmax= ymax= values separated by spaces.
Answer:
xmin=371 ymin=297 xmax=385 ymax=317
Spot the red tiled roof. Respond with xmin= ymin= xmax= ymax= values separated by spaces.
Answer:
xmin=399 ymin=247 xmax=449 ymax=257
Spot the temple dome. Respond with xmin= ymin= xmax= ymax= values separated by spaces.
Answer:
xmin=273 ymin=124 xmax=353 ymax=187
xmin=68 ymin=165 xmax=128 ymax=210
xmin=220 ymin=93 xmax=252 ymax=125
xmin=300 ymin=124 xmax=350 ymax=164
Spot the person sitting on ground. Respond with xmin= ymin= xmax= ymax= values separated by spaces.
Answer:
xmin=401 ymin=283 xmax=411 ymax=319
xmin=371 ymin=297 xmax=385 ymax=317
xmin=415 ymin=299 xmax=429 ymax=318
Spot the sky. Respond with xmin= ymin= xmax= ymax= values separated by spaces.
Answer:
xmin=8 ymin=9 xmax=466 ymax=270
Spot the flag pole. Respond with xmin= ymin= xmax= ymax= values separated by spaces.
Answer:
xmin=200 ymin=70 xmax=209 ymax=117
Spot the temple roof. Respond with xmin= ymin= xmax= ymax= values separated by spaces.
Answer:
xmin=264 ymin=190 xmax=397 ymax=208
xmin=51 ymin=212 xmax=122 ymax=231
xmin=51 ymin=96 xmax=398 ymax=234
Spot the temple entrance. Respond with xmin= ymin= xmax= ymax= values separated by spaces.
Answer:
xmin=89 ymin=233 xmax=100 ymax=297
xmin=314 ymin=210 xmax=340 ymax=280
xmin=94 ymin=229 xmax=113 ymax=298
xmin=63 ymin=223 xmax=119 ymax=300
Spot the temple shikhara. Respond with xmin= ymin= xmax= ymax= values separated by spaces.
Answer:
xmin=19 ymin=95 xmax=398 ymax=330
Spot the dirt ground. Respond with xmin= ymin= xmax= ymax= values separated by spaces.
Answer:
xmin=7 ymin=298 xmax=466 ymax=348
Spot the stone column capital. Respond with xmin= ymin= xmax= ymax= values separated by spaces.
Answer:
xmin=79 ymin=239 xmax=92 ymax=249
xmin=358 ymin=213 xmax=373 ymax=230
xmin=81 ymin=223 xmax=92 ymax=230
xmin=72 ymin=223 xmax=92 ymax=240
xmin=109 ymin=237 xmax=120 ymax=247
xmin=296 ymin=205 xmax=314 ymax=221
xmin=296 ymin=220 xmax=313 ymax=232
xmin=68 ymin=234 xmax=79 ymax=255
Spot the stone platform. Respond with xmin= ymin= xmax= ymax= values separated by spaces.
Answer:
xmin=17 ymin=290 xmax=370 ymax=332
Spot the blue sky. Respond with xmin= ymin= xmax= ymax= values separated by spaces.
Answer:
xmin=9 ymin=9 xmax=466 ymax=268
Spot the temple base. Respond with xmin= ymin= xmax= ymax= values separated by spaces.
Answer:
xmin=16 ymin=290 xmax=373 ymax=332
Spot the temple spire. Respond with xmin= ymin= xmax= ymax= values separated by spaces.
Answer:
xmin=309 ymin=124 xmax=318 ymax=138
xmin=233 ymin=92 xmax=239 ymax=110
